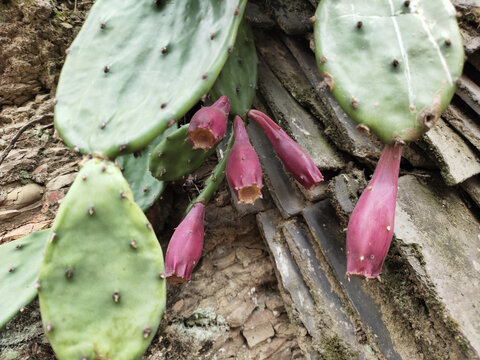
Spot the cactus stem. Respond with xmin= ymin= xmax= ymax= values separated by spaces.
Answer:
xmin=392 ymin=59 xmax=399 ymax=67
xmin=445 ymin=38 xmax=451 ymax=46
xmin=161 ymin=103 xmax=167 ymax=109
xmin=143 ymin=327 xmax=152 ymax=338
xmin=112 ymin=291 xmax=120 ymax=303
xmin=8 ymin=267 xmax=15 ymax=273
xmin=210 ymin=33 xmax=216 ymax=40
xmin=46 ymin=322 xmax=54 ymax=332
xmin=130 ymin=240 xmax=138 ymax=249
xmin=356 ymin=21 xmax=363 ymax=29
xmin=100 ymin=122 xmax=106 ymax=130
xmin=65 ymin=268 xmax=73 ymax=279
xmin=104 ymin=66 xmax=110 ymax=73
xmin=202 ymin=73 xmax=208 ymax=80
xmin=100 ymin=22 xmax=105 ymax=29
xmin=161 ymin=47 xmax=167 ymax=54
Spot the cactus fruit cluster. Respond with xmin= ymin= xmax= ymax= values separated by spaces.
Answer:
xmin=38 ymin=159 xmax=166 ymax=359
xmin=314 ymin=0 xmax=464 ymax=144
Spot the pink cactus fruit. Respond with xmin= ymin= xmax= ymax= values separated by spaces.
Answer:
xmin=226 ymin=116 xmax=263 ymax=204
xmin=346 ymin=144 xmax=403 ymax=279
xmin=248 ymin=109 xmax=323 ymax=190
xmin=165 ymin=202 xmax=205 ymax=284
xmin=188 ymin=96 xmax=230 ymax=151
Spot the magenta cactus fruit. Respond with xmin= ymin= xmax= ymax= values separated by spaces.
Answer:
xmin=248 ymin=109 xmax=323 ymax=189
xmin=346 ymin=144 xmax=403 ymax=279
xmin=188 ymin=96 xmax=230 ymax=151
xmin=165 ymin=202 xmax=205 ymax=284
xmin=226 ymin=116 xmax=263 ymax=204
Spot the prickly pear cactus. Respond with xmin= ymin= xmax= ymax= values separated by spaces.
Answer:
xmin=314 ymin=0 xmax=464 ymax=144
xmin=116 ymin=125 xmax=177 ymax=211
xmin=38 ymin=159 xmax=166 ymax=360
xmin=210 ymin=19 xmax=258 ymax=117
xmin=149 ymin=124 xmax=217 ymax=182
xmin=55 ymin=0 xmax=247 ymax=158
xmin=0 ymin=229 xmax=49 ymax=328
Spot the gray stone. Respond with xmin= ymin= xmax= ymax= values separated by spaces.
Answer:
xmin=461 ymin=175 xmax=480 ymax=207
xmin=266 ymin=0 xmax=314 ymax=35
xmin=419 ymin=119 xmax=480 ymax=185
xmin=302 ymin=201 xmax=403 ymax=360
xmin=456 ymin=75 xmax=480 ymax=116
xmin=245 ymin=2 xmax=276 ymax=29
xmin=281 ymin=36 xmax=382 ymax=159
xmin=257 ymin=60 xmax=345 ymax=171
xmin=45 ymin=172 xmax=77 ymax=191
xmin=243 ymin=323 xmax=275 ymax=348
xmin=395 ymin=175 xmax=480 ymax=358
xmin=443 ymin=103 xmax=480 ymax=152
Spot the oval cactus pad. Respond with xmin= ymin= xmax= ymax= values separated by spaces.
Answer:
xmin=0 ymin=229 xmax=49 ymax=328
xmin=314 ymin=0 xmax=464 ymax=144
xmin=210 ymin=19 xmax=258 ymax=117
xmin=55 ymin=0 xmax=247 ymax=158
xmin=38 ymin=159 xmax=166 ymax=360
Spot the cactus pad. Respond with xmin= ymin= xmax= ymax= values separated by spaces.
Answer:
xmin=314 ymin=0 xmax=464 ymax=144
xmin=210 ymin=19 xmax=258 ymax=117
xmin=38 ymin=159 xmax=166 ymax=360
xmin=150 ymin=124 xmax=217 ymax=182
xmin=55 ymin=0 xmax=247 ymax=158
xmin=0 ymin=229 xmax=49 ymax=328
xmin=116 ymin=125 xmax=177 ymax=211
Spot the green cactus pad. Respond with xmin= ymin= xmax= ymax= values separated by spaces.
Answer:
xmin=0 ymin=229 xmax=49 ymax=328
xmin=116 ymin=125 xmax=177 ymax=211
xmin=314 ymin=0 xmax=464 ymax=144
xmin=149 ymin=124 xmax=217 ymax=182
xmin=55 ymin=0 xmax=247 ymax=159
xmin=186 ymin=130 xmax=235 ymax=214
xmin=38 ymin=159 xmax=166 ymax=360
xmin=210 ymin=19 xmax=258 ymax=117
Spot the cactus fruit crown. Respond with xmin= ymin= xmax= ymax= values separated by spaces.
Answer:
xmin=314 ymin=0 xmax=464 ymax=144
xmin=210 ymin=18 xmax=258 ymax=117
xmin=38 ymin=159 xmax=166 ymax=360
xmin=0 ymin=229 xmax=50 ymax=328
xmin=54 ymin=0 xmax=247 ymax=159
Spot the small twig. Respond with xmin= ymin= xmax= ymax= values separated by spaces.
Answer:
xmin=74 ymin=0 xmax=78 ymax=12
xmin=0 ymin=118 xmax=46 ymax=167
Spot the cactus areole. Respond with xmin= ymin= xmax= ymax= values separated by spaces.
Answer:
xmin=248 ymin=109 xmax=324 ymax=189
xmin=314 ymin=0 xmax=464 ymax=144
xmin=346 ymin=144 xmax=403 ymax=279
xmin=165 ymin=203 xmax=205 ymax=284
xmin=54 ymin=0 xmax=247 ymax=158
xmin=226 ymin=116 xmax=263 ymax=204
xmin=188 ymin=96 xmax=230 ymax=151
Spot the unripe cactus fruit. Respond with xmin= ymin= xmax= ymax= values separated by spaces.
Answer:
xmin=165 ymin=203 xmax=205 ymax=284
xmin=248 ymin=109 xmax=324 ymax=190
xmin=188 ymin=96 xmax=230 ymax=151
xmin=226 ymin=116 xmax=263 ymax=204
xmin=346 ymin=144 xmax=403 ymax=279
